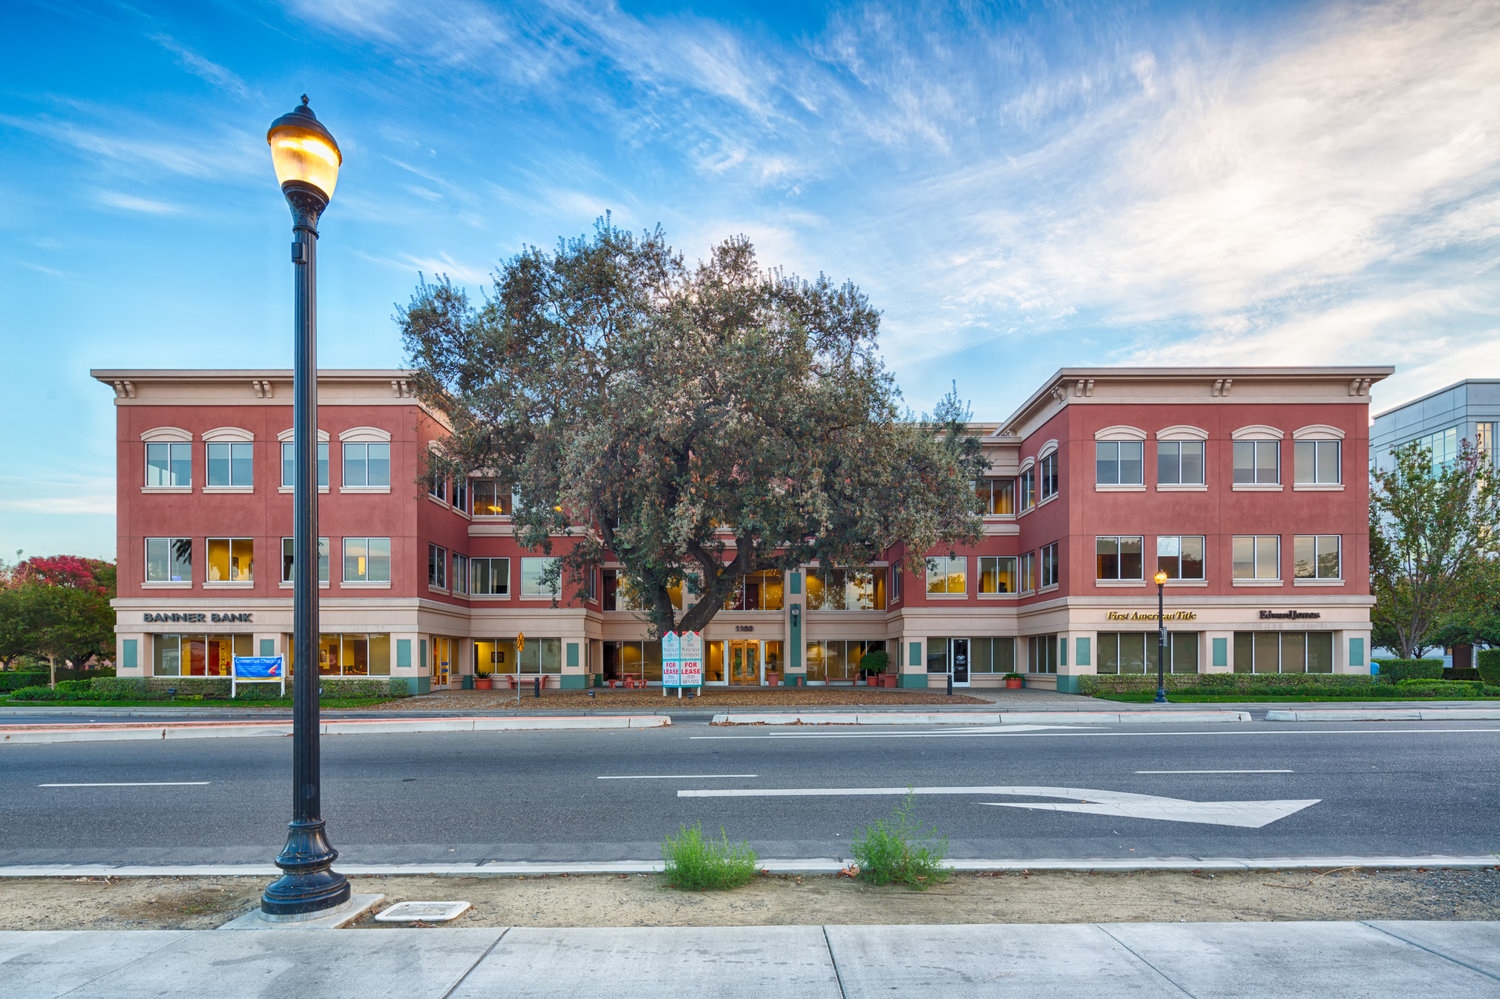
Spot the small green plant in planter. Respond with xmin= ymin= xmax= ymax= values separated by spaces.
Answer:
xmin=850 ymin=792 xmax=950 ymax=889
xmin=1003 ymin=671 xmax=1024 ymax=689
xmin=661 ymin=823 xmax=758 ymax=891
xmin=860 ymin=649 xmax=892 ymax=686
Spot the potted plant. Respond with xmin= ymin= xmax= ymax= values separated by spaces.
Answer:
xmin=861 ymin=649 xmax=896 ymax=688
xmin=1003 ymin=671 xmax=1024 ymax=690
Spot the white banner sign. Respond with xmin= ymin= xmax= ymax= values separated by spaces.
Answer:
xmin=680 ymin=631 xmax=703 ymax=688
xmin=662 ymin=631 xmax=683 ymax=688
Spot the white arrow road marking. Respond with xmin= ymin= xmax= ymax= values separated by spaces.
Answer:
xmin=678 ymin=785 xmax=1320 ymax=829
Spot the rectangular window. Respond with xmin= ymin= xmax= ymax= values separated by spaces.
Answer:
xmin=145 ymin=442 xmax=191 ymax=487
xmin=1418 ymin=426 xmax=1460 ymax=470
xmin=966 ymin=637 xmax=1015 ymax=673
xmin=925 ymin=556 xmax=967 ymax=595
xmin=1477 ymin=422 xmax=1495 ymax=466
xmin=1294 ymin=440 xmax=1341 ymax=484
xmin=451 ymin=476 xmax=468 ymax=513
xmin=1157 ymin=440 xmax=1205 ymax=485
xmin=978 ymin=555 xmax=1017 ymax=594
xmin=976 ymin=478 xmax=1015 ymax=515
xmin=471 ymin=479 xmax=513 ymax=516
xmin=806 ymin=567 xmax=884 ymax=610
xmin=1097 ymin=632 xmax=1199 ymax=674
xmin=1095 ymin=536 xmax=1143 ymax=580
xmin=471 ymin=557 xmax=510 ymax=596
xmin=343 ymin=537 xmax=391 ymax=583
xmin=206 ymin=442 xmax=253 ymax=487
xmin=807 ymin=639 xmax=885 ymax=682
xmin=1096 ymin=440 xmax=1144 ymax=485
xmin=452 ymin=553 xmax=468 ymax=595
xmin=1040 ymin=542 xmax=1059 ymax=587
xmin=300 ymin=633 xmax=392 ymax=677
xmin=1027 ymin=634 xmax=1058 ymax=673
xmin=520 ymin=556 xmax=560 ymax=598
xmin=888 ymin=563 xmax=903 ymax=605
xmin=427 ymin=544 xmax=448 ymax=588
xmin=1155 ymin=536 xmax=1205 ymax=580
xmin=1018 ymin=468 xmax=1035 ymax=511
xmin=1039 ymin=453 xmax=1059 ymax=500
xmin=145 ymin=538 xmax=192 ymax=582
xmin=723 ymin=569 xmax=785 ymax=610
xmin=601 ymin=568 xmax=644 ymax=610
xmin=1019 ymin=552 xmax=1035 ymax=592
xmin=205 ymin=538 xmax=253 ymax=582
xmin=1233 ymin=440 xmax=1280 ymax=484
xmin=280 ymin=537 xmax=329 ymax=583
xmin=342 ymin=442 xmax=391 ymax=487
xmin=1294 ymin=535 xmax=1341 ymax=579
xmin=1232 ymin=535 xmax=1280 ymax=580
xmin=280 ymin=441 xmax=329 ymax=488
xmin=428 ymin=475 xmax=448 ymax=503
xmin=1234 ymin=631 xmax=1334 ymax=673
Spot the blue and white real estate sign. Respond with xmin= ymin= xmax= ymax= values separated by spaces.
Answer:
xmin=662 ymin=632 xmax=682 ymax=687
xmin=679 ymin=631 xmax=703 ymax=688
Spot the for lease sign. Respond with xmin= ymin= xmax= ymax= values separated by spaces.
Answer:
xmin=662 ymin=631 xmax=682 ymax=687
xmin=680 ymin=631 xmax=703 ymax=687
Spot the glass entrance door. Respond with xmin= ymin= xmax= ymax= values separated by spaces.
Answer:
xmin=728 ymin=640 xmax=760 ymax=685
xmin=951 ymin=638 xmax=970 ymax=686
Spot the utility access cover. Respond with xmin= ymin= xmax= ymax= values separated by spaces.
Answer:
xmin=374 ymin=901 xmax=471 ymax=923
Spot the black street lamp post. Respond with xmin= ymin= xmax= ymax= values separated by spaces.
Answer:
xmin=1153 ymin=569 xmax=1169 ymax=704
xmin=260 ymin=96 xmax=350 ymax=917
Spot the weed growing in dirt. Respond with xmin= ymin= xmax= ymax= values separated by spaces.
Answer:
xmin=661 ymin=823 xmax=758 ymax=891
xmin=851 ymin=792 xmax=951 ymax=889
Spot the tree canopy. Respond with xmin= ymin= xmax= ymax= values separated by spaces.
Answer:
xmin=400 ymin=220 xmax=985 ymax=636
xmin=0 ymin=555 xmax=116 ymax=672
xmin=1370 ymin=440 xmax=1500 ymax=658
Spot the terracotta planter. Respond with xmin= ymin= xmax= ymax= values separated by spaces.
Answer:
xmin=1005 ymin=677 xmax=1023 ymax=689
xmin=766 ymin=674 xmax=781 ymax=687
xmin=474 ymin=676 xmax=493 ymax=690
xmin=882 ymin=674 xmax=898 ymax=688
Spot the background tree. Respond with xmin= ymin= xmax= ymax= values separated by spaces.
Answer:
xmin=1370 ymin=440 xmax=1500 ymax=658
xmin=0 ymin=555 xmax=116 ymax=681
xmin=401 ymin=220 xmax=985 ymax=637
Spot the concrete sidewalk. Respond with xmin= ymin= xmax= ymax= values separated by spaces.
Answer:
xmin=2 ymin=921 xmax=1496 ymax=997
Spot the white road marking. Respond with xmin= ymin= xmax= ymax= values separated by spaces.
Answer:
xmin=1135 ymin=769 xmax=1292 ymax=774
xmin=597 ymin=774 xmax=757 ymax=780
xmin=38 ymin=782 xmax=211 ymax=788
xmin=689 ymin=726 xmax=1500 ymax=741
xmin=678 ymin=784 xmax=1318 ymax=829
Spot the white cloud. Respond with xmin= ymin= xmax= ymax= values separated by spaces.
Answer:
xmin=149 ymin=34 xmax=253 ymax=101
xmin=94 ymin=190 xmax=183 ymax=215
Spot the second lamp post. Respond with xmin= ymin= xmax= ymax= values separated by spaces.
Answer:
xmin=1153 ymin=569 xmax=1169 ymax=704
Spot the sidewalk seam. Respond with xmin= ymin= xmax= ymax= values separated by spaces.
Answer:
xmin=1361 ymin=921 xmax=1500 ymax=982
xmin=1093 ymin=924 xmax=1198 ymax=998
xmin=440 ymin=926 xmax=510 ymax=999
xmin=821 ymin=924 xmax=849 ymax=999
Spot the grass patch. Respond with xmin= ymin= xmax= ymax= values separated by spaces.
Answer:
xmin=1097 ymin=691 xmax=1498 ymax=703
xmin=660 ymin=823 xmax=758 ymax=891
xmin=851 ymin=792 xmax=951 ymax=890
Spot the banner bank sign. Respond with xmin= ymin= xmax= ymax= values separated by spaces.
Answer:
xmin=143 ymin=612 xmax=253 ymax=624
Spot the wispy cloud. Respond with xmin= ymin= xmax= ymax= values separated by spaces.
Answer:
xmin=149 ymin=33 xmax=254 ymax=101
xmin=94 ymin=190 xmax=184 ymax=215
xmin=0 ymin=113 xmax=262 ymax=182
xmin=354 ymin=249 xmax=492 ymax=287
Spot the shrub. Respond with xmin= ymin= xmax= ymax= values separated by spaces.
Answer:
xmin=1443 ymin=668 xmax=1482 ymax=682
xmin=53 ymin=679 xmax=94 ymax=695
xmin=1395 ymin=678 xmax=1484 ymax=697
xmin=660 ymin=823 xmax=758 ymax=891
xmin=860 ymin=649 xmax=890 ymax=676
xmin=851 ymin=792 xmax=950 ymax=889
xmin=317 ymin=679 xmax=410 ymax=699
xmin=1477 ymin=649 xmax=1500 ymax=686
xmin=1373 ymin=659 xmax=1444 ymax=684
xmin=8 ymin=685 xmax=60 ymax=701
xmin=0 ymin=672 xmax=50 ymax=692
xmin=1078 ymin=673 xmax=1384 ymax=697
xmin=88 ymin=678 xmax=151 ymax=700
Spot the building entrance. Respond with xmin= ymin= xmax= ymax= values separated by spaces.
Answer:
xmin=728 ymin=640 xmax=760 ymax=685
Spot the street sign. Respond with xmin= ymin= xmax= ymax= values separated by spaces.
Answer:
xmin=680 ymin=631 xmax=703 ymax=688
xmin=662 ymin=632 xmax=682 ymax=688
xmin=516 ymin=633 xmax=525 ymax=653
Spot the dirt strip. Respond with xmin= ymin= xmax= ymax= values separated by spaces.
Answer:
xmin=4 ymin=867 xmax=1496 ymax=931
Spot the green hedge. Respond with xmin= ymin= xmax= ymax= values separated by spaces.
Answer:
xmin=1396 ymin=678 xmax=1484 ymax=697
xmin=9 ymin=676 xmax=410 ymax=702
xmin=1372 ymin=659 xmax=1444 ymax=683
xmin=0 ymin=672 xmax=49 ymax=692
xmin=1079 ymin=673 xmax=1385 ymax=697
xmin=1478 ymin=649 xmax=1500 ymax=686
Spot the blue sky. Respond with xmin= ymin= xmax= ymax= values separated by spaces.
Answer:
xmin=3 ymin=0 xmax=1497 ymax=561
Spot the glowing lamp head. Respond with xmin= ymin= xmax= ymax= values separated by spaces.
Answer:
xmin=267 ymin=96 xmax=342 ymax=203
xmin=1154 ymin=570 xmax=1169 ymax=586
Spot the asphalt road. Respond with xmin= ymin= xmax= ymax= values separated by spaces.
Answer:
xmin=1 ymin=719 xmax=1497 ymax=866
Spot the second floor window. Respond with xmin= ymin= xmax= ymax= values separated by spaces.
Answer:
xmin=1294 ymin=535 xmax=1341 ymax=579
xmin=1040 ymin=542 xmax=1059 ymax=587
xmin=978 ymin=555 xmax=1017 ymax=594
xmin=1233 ymin=535 xmax=1280 ymax=580
xmin=452 ymin=553 xmax=468 ymax=595
xmin=1158 ymin=441 xmax=1205 ymax=485
xmin=280 ymin=442 xmax=329 ymax=489
xmin=1156 ymin=536 xmax=1205 ymax=580
xmin=1233 ymin=440 xmax=1280 ymax=484
xmin=1019 ymin=551 xmax=1035 ymax=592
xmin=1018 ymin=468 xmax=1035 ymax=511
xmin=976 ymin=478 xmax=1015 ymax=515
xmin=521 ymin=556 xmax=560 ymax=598
xmin=807 ymin=566 xmax=884 ymax=610
xmin=471 ymin=479 xmax=514 ymax=516
xmin=428 ymin=544 xmax=448 ymax=588
xmin=428 ymin=476 xmax=448 ymax=503
xmin=343 ymin=442 xmax=390 ymax=488
xmin=1096 ymin=441 xmax=1143 ymax=485
xmin=206 ymin=538 xmax=253 ymax=583
xmin=1294 ymin=440 xmax=1341 ymax=485
xmin=146 ymin=442 xmax=191 ymax=487
xmin=1039 ymin=453 xmax=1059 ymax=501
xmin=280 ymin=537 xmax=330 ymax=583
xmin=925 ymin=556 xmax=967 ymax=595
xmin=343 ymin=537 xmax=391 ymax=583
xmin=206 ymin=442 xmax=253 ymax=487
xmin=145 ymin=537 xmax=192 ymax=582
xmin=471 ymin=557 xmax=510 ymax=596
xmin=1096 ymin=536 xmax=1142 ymax=580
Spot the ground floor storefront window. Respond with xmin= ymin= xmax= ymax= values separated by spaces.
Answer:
xmin=151 ymin=633 xmax=252 ymax=676
xmin=1097 ymin=632 xmax=1200 ymax=674
xmin=281 ymin=634 xmax=391 ymax=676
xmin=1027 ymin=634 xmax=1059 ymax=673
xmin=601 ymin=640 xmax=661 ymax=682
xmin=924 ymin=637 xmax=1013 ymax=675
xmin=1233 ymin=631 xmax=1334 ymax=673
xmin=806 ymin=640 xmax=884 ymax=682
xmin=475 ymin=638 xmax=563 ymax=676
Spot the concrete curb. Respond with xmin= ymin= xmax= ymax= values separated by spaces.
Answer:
xmin=1265 ymin=708 xmax=1500 ymax=722
xmin=0 ymin=714 xmax=671 ymax=745
xmin=710 ymin=710 xmax=1253 ymax=726
xmin=2 ymin=855 xmax=1495 ymax=879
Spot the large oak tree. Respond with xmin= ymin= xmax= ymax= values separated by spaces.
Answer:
xmin=401 ymin=220 xmax=984 ymax=636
